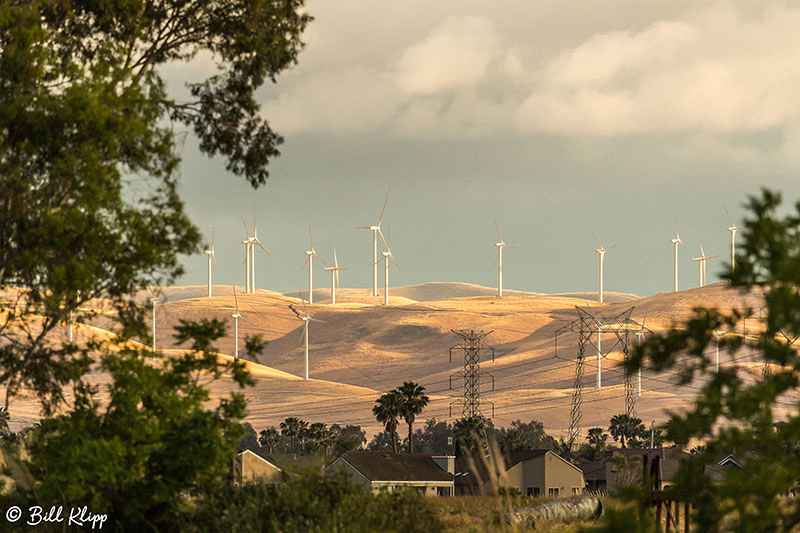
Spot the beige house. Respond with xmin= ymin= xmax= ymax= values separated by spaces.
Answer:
xmin=455 ymin=450 xmax=585 ymax=497
xmin=235 ymin=449 xmax=283 ymax=484
xmin=328 ymin=451 xmax=454 ymax=496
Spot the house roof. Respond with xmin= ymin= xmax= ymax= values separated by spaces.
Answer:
xmin=454 ymin=449 xmax=556 ymax=487
xmin=577 ymin=447 xmax=727 ymax=484
xmin=336 ymin=451 xmax=453 ymax=482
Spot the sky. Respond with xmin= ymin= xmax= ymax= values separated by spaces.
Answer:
xmin=166 ymin=0 xmax=800 ymax=298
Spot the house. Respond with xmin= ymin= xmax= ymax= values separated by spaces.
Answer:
xmin=328 ymin=451 xmax=454 ymax=496
xmin=454 ymin=449 xmax=585 ymax=497
xmin=234 ymin=449 xmax=283 ymax=484
xmin=579 ymin=446 xmax=727 ymax=492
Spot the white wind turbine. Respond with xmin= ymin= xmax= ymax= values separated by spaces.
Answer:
xmin=147 ymin=286 xmax=158 ymax=352
xmin=591 ymin=231 xmax=616 ymax=303
xmin=692 ymin=230 xmax=720 ymax=287
xmin=324 ymin=238 xmax=348 ymax=305
xmin=634 ymin=315 xmax=648 ymax=398
xmin=355 ymin=186 xmax=391 ymax=297
xmin=493 ymin=220 xmax=517 ymax=298
xmin=724 ymin=206 xmax=744 ymax=271
xmin=250 ymin=207 xmax=273 ymax=292
xmin=288 ymin=294 xmax=324 ymax=381
xmin=203 ymin=229 xmax=217 ymax=297
xmin=302 ymin=225 xmax=326 ymax=304
xmin=669 ymin=216 xmax=690 ymax=292
xmin=376 ymin=228 xmax=400 ymax=306
xmin=230 ymin=286 xmax=255 ymax=361
xmin=241 ymin=219 xmax=253 ymax=294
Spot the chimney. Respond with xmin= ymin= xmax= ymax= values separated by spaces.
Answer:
xmin=432 ymin=455 xmax=455 ymax=474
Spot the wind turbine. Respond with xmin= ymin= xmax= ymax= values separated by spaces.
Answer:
xmin=147 ymin=286 xmax=158 ymax=352
xmin=203 ymin=229 xmax=217 ymax=297
xmin=230 ymin=286 xmax=255 ymax=360
xmin=302 ymin=225 xmax=326 ymax=304
xmin=669 ymin=216 xmax=690 ymax=292
xmin=493 ymin=220 xmax=517 ymax=298
xmin=355 ymin=186 xmax=391 ymax=297
xmin=591 ymin=231 xmax=616 ymax=303
xmin=692 ymin=230 xmax=720 ymax=287
xmin=634 ymin=315 xmax=648 ymax=398
xmin=324 ymin=237 xmax=348 ymax=305
xmin=250 ymin=206 xmax=273 ymax=292
xmin=288 ymin=294 xmax=324 ymax=381
xmin=376 ymin=228 xmax=400 ymax=306
xmin=724 ymin=206 xmax=744 ymax=271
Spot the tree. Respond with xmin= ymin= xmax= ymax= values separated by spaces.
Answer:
xmin=259 ymin=427 xmax=280 ymax=454
xmin=587 ymin=189 xmax=800 ymax=533
xmin=307 ymin=422 xmax=335 ymax=456
xmin=577 ymin=427 xmax=609 ymax=461
xmin=330 ymin=424 xmax=366 ymax=455
xmin=608 ymin=414 xmax=647 ymax=449
xmin=372 ymin=391 xmax=403 ymax=453
xmin=0 ymin=0 xmax=311 ymax=415
xmin=23 ymin=319 xmax=256 ymax=529
xmin=499 ymin=419 xmax=558 ymax=452
xmin=280 ymin=417 xmax=308 ymax=453
xmin=395 ymin=381 xmax=429 ymax=454
xmin=454 ymin=416 xmax=487 ymax=456
xmin=412 ymin=418 xmax=454 ymax=455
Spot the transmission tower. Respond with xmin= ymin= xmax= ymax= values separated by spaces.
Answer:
xmin=555 ymin=307 xmax=647 ymax=448
xmin=449 ymin=330 xmax=495 ymax=419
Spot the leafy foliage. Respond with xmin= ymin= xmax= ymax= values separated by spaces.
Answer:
xmin=608 ymin=414 xmax=647 ymax=449
xmin=373 ymin=389 xmax=403 ymax=453
xmin=0 ymin=0 xmax=310 ymax=414
xmin=395 ymin=381 xmax=430 ymax=453
xmin=20 ymin=319 xmax=257 ymax=530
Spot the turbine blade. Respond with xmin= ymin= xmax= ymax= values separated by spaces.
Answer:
xmin=494 ymin=219 xmax=502 ymax=241
xmin=257 ymin=241 xmax=273 ymax=259
xmin=253 ymin=199 xmax=257 ymax=238
xmin=590 ymin=230 xmax=603 ymax=248
xmin=724 ymin=205 xmax=735 ymax=226
xmin=333 ymin=237 xmax=339 ymax=268
xmin=504 ymin=244 xmax=518 ymax=250
xmin=212 ymin=251 xmax=218 ymax=271
xmin=297 ymin=326 xmax=306 ymax=345
xmin=301 ymin=256 xmax=310 ymax=269
xmin=240 ymin=315 xmax=257 ymax=327
xmin=706 ymin=254 xmax=720 ymax=260
xmin=674 ymin=213 xmax=678 ymax=235
xmin=390 ymin=254 xmax=401 ymax=271
xmin=377 ymin=185 xmax=391 ymax=226
xmin=211 ymin=228 xmax=215 ymax=249
xmin=679 ymin=240 xmax=690 ymax=251
xmin=147 ymin=285 xmax=155 ymax=299
xmin=313 ymin=252 xmax=327 ymax=265
xmin=309 ymin=317 xmax=325 ymax=323
xmin=308 ymin=224 xmax=313 ymax=249
xmin=335 ymin=269 xmax=340 ymax=288
xmin=232 ymin=286 xmax=239 ymax=315
xmin=354 ymin=226 xmax=371 ymax=230
xmin=299 ymin=292 xmax=308 ymax=315
xmin=493 ymin=248 xmax=500 ymax=269
xmin=604 ymin=244 xmax=617 ymax=251
xmin=377 ymin=228 xmax=389 ymax=251
xmin=242 ymin=217 xmax=250 ymax=238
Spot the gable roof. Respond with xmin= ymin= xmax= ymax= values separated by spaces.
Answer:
xmin=454 ymin=449 xmax=561 ymax=487
xmin=576 ymin=447 xmax=727 ymax=484
xmin=237 ymin=449 xmax=281 ymax=471
xmin=336 ymin=451 xmax=453 ymax=482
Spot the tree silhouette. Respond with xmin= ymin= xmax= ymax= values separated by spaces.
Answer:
xmin=259 ymin=427 xmax=280 ymax=454
xmin=280 ymin=417 xmax=308 ymax=453
xmin=454 ymin=416 xmax=487 ymax=455
xmin=608 ymin=414 xmax=646 ymax=449
xmin=372 ymin=391 xmax=402 ymax=453
xmin=395 ymin=382 xmax=430 ymax=453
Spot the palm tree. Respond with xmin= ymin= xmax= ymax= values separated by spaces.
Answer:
xmin=453 ymin=416 xmax=486 ymax=455
xmin=395 ymin=381 xmax=429 ymax=453
xmin=280 ymin=417 xmax=309 ymax=453
xmin=0 ymin=407 xmax=9 ymax=435
xmin=608 ymin=414 xmax=646 ymax=449
xmin=259 ymin=427 xmax=280 ymax=454
xmin=372 ymin=391 xmax=402 ymax=453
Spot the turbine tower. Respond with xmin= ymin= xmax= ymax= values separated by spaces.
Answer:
xmin=355 ymin=186 xmax=391 ymax=297
xmin=230 ymin=286 xmax=255 ymax=360
xmin=147 ymin=286 xmax=158 ymax=352
xmin=591 ymin=231 xmax=616 ymax=303
xmin=203 ymin=229 xmax=217 ymax=297
xmin=493 ymin=220 xmax=517 ymax=298
xmin=302 ymin=225 xmax=326 ymax=304
xmin=724 ymin=206 xmax=744 ymax=271
xmin=288 ymin=294 xmax=324 ymax=381
xmin=669 ymin=216 xmax=690 ymax=292
xmin=376 ymin=228 xmax=400 ymax=306
xmin=692 ymin=230 xmax=720 ymax=287
xmin=241 ymin=219 xmax=253 ymax=293
xmin=324 ymin=238 xmax=348 ymax=305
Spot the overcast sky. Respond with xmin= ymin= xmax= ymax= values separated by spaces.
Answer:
xmin=167 ymin=1 xmax=800 ymax=298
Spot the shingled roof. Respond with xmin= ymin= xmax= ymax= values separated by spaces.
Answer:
xmin=337 ymin=451 xmax=453 ymax=482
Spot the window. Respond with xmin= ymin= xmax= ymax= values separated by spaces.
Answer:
xmin=527 ymin=487 xmax=541 ymax=497
xmin=548 ymin=488 xmax=559 ymax=497
xmin=436 ymin=487 xmax=452 ymax=497
xmin=572 ymin=487 xmax=581 ymax=495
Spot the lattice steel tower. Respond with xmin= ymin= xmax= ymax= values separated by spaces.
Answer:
xmin=449 ymin=329 xmax=495 ymax=418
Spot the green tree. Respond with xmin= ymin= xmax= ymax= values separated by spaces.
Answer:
xmin=395 ymin=381 xmax=429 ymax=453
xmin=373 ymin=391 xmax=403 ymax=453
xmin=330 ymin=424 xmax=366 ymax=455
xmin=453 ymin=416 xmax=487 ymax=455
xmin=608 ymin=414 xmax=646 ymax=449
xmin=23 ymin=319 xmax=256 ymax=529
xmin=259 ymin=427 xmax=280 ymax=454
xmin=280 ymin=417 xmax=308 ymax=453
xmin=412 ymin=418 xmax=454 ymax=455
xmin=586 ymin=189 xmax=800 ymax=533
xmin=0 ymin=0 xmax=311 ymax=414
